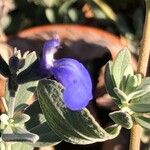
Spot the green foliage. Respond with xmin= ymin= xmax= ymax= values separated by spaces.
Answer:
xmin=105 ymin=48 xmax=150 ymax=130
xmin=104 ymin=48 xmax=133 ymax=106
xmin=1 ymin=52 xmax=40 ymax=149
xmin=1 ymin=37 xmax=150 ymax=150
xmin=122 ymin=74 xmax=141 ymax=94
xmin=24 ymin=101 xmax=62 ymax=147
xmin=133 ymin=115 xmax=150 ymax=130
xmin=5 ymin=52 xmax=38 ymax=108
xmin=11 ymin=143 xmax=33 ymax=150
xmin=29 ymin=0 xmax=60 ymax=7
xmin=13 ymin=113 xmax=30 ymax=124
xmin=112 ymin=48 xmax=132 ymax=87
xmin=104 ymin=62 xmax=119 ymax=103
xmin=1 ymin=112 xmax=39 ymax=144
xmin=129 ymin=104 xmax=150 ymax=113
xmin=130 ymin=77 xmax=150 ymax=104
xmin=37 ymin=79 xmax=121 ymax=144
xmin=0 ymin=142 xmax=34 ymax=150
xmin=113 ymin=88 xmax=128 ymax=102
xmin=109 ymin=111 xmax=133 ymax=129
xmin=30 ymin=122 xmax=62 ymax=147
xmin=2 ymin=127 xmax=39 ymax=143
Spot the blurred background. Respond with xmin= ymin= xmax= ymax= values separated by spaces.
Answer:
xmin=0 ymin=0 xmax=145 ymax=52
xmin=0 ymin=0 xmax=149 ymax=150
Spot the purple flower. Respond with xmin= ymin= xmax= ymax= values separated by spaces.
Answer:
xmin=40 ymin=36 xmax=93 ymax=110
xmin=39 ymin=36 xmax=60 ymax=76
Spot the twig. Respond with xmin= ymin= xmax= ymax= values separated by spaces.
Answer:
xmin=7 ymin=96 xmax=15 ymax=118
xmin=129 ymin=0 xmax=150 ymax=150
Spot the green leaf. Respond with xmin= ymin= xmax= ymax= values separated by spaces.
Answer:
xmin=0 ymin=142 xmax=33 ymax=150
xmin=123 ymin=65 xmax=134 ymax=77
xmin=2 ymin=133 xmax=38 ymax=143
xmin=104 ymin=62 xmax=121 ymax=105
xmin=105 ymin=124 xmax=121 ymax=134
xmin=112 ymin=48 xmax=131 ymax=88
xmin=30 ymin=122 xmax=62 ymax=147
xmin=45 ymin=8 xmax=56 ymax=23
xmin=128 ymin=77 xmax=150 ymax=100
xmin=24 ymin=101 xmax=62 ymax=147
xmin=134 ymin=115 xmax=150 ymax=130
xmin=12 ymin=143 xmax=34 ymax=150
xmin=13 ymin=113 xmax=30 ymax=124
xmin=104 ymin=62 xmax=115 ymax=97
xmin=68 ymin=8 xmax=78 ymax=22
xmin=129 ymin=103 xmax=150 ymax=113
xmin=24 ymin=101 xmax=46 ymax=130
xmin=14 ymin=104 xmax=29 ymax=112
xmin=59 ymin=0 xmax=76 ymax=15
xmin=130 ymin=92 xmax=150 ymax=105
xmin=17 ymin=52 xmax=37 ymax=76
xmin=131 ymin=77 xmax=150 ymax=104
xmin=113 ymin=88 xmax=128 ymax=102
xmin=137 ymin=77 xmax=150 ymax=88
xmin=37 ymin=79 xmax=121 ymax=144
xmin=121 ymin=74 xmax=141 ymax=94
xmin=128 ymin=85 xmax=150 ymax=100
xmin=109 ymin=111 xmax=133 ymax=129
xmin=5 ymin=52 xmax=39 ymax=108
xmin=30 ymin=0 xmax=59 ymax=7
xmin=2 ymin=127 xmax=39 ymax=143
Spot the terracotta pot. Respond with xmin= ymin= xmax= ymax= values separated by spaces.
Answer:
xmin=7 ymin=24 xmax=125 ymax=60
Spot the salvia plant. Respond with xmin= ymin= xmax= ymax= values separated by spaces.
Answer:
xmin=1 ymin=1 xmax=150 ymax=150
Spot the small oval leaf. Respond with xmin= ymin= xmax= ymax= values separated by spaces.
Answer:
xmin=113 ymin=88 xmax=128 ymax=102
xmin=134 ymin=115 xmax=150 ymax=130
xmin=13 ymin=113 xmax=30 ymax=124
xmin=109 ymin=111 xmax=133 ymax=129
xmin=104 ymin=62 xmax=121 ymax=105
xmin=129 ymin=103 xmax=150 ymax=113
xmin=112 ymin=48 xmax=131 ymax=87
xmin=128 ymin=85 xmax=150 ymax=100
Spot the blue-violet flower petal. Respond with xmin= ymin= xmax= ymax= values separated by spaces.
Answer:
xmin=39 ymin=37 xmax=60 ymax=76
xmin=51 ymin=58 xmax=93 ymax=110
xmin=40 ymin=37 xmax=93 ymax=110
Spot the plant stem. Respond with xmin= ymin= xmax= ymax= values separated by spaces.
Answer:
xmin=5 ymin=95 xmax=15 ymax=150
xmin=8 ymin=96 xmax=15 ymax=118
xmin=129 ymin=1 xmax=150 ymax=150
xmin=129 ymin=123 xmax=142 ymax=150
xmin=137 ymin=0 xmax=150 ymax=76
xmin=1 ymin=97 xmax=8 ymax=112
xmin=4 ymin=142 xmax=11 ymax=150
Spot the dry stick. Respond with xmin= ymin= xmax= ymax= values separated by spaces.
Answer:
xmin=137 ymin=0 xmax=150 ymax=76
xmin=129 ymin=0 xmax=150 ymax=150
